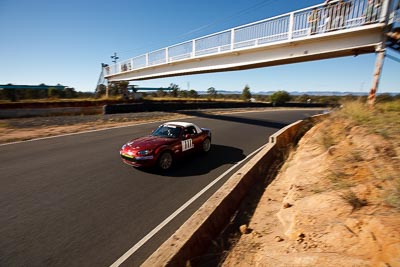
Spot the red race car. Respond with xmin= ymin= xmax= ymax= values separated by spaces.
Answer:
xmin=120 ymin=122 xmax=212 ymax=171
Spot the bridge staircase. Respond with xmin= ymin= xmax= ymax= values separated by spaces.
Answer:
xmin=386 ymin=8 xmax=400 ymax=53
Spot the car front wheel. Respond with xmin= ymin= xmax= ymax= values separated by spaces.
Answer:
xmin=202 ymin=138 xmax=211 ymax=153
xmin=158 ymin=151 xmax=173 ymax=170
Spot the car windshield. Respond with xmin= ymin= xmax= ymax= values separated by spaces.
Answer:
xmin=152 ymin=125 xmax=182 ymax=138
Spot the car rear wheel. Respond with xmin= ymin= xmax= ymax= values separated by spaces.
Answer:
xmin=202 ymin=138 xmax=211 ymax=153
xmin=158 ymin=151 xmax=173 ymax=170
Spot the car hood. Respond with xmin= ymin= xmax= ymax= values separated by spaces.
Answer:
xmin=123 ymin=135 xmax=175 ymax=150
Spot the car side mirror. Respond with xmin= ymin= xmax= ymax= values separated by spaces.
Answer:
xmin=184 ymin=134 xmax=191 ymax=139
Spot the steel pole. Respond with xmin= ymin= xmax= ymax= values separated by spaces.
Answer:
xmin=367 ymin=48 xmax=386 ymax=106
xmin=368 ymin=0 xmax=395 ymax=106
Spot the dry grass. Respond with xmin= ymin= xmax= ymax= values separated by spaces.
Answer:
xmin=385 ymin=179 xmax=400 ymax=210
xmin=341 ymin=190 xmax=368 ymax=211
xmin=318 ymin=128 xmax=337 ymax=150
xmin=324 ymin=100 xmax=400 ymax=209
xmin=336 ymin=100 xmax=400 ymax=140
xmin=0 ymin=121 xmax=9 ymax=128
xmin=328 ymin=170 xmax=355 ymax=190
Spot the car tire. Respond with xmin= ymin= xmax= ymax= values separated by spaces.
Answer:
xmin=158 ymin=151 xmax=173 ymax=171
xmin=202 ymin=138 xmax=211 ymax=153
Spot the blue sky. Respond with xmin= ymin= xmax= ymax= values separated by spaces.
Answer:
xmin=0 ymin=0 xmax=399 ymax=93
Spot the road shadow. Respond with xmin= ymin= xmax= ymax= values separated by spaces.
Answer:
xmin=177 ymin=110 xmax=288 ymax=129
xmin=138 ymin=144 xmax=246 ymax=177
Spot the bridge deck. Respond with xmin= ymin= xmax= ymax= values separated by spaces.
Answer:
xmin=105 ymin=0 xmax=393 ymax=81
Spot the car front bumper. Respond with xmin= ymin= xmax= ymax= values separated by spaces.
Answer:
xmin=120 ymin=152 xmax=155 ymax=167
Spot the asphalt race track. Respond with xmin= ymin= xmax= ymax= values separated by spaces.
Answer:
xmin=0 ymin=109 xmax=325 ymax=266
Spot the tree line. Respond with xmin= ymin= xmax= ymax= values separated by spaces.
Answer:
xmin=0 ymin=86 xmax=92 ymax=102
xmin=95 ymin=82 xmax=254 ymax=101
xmin=2 ymin=81 xmax=398 ymax=104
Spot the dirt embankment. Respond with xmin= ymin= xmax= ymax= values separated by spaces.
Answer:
xmin=222 ymin=113 xmax=400 ymax=266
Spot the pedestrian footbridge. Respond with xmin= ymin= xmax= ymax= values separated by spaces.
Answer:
xmin=104 ymin=0 xmax=399 ymax=82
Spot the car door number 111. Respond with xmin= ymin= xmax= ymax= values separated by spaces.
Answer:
xmin=182 ymin=139 xmax=194 ymax=151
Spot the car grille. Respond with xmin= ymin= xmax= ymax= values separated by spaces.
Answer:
xmin=121 ymin=155 xmax=136 ymax=162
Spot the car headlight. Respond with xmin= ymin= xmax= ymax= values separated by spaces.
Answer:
xmin=137 ymin=149 xmax=152 ymax=156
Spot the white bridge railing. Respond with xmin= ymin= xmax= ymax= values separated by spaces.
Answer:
xmin=105 ymin=0 xmax=390 ymax=77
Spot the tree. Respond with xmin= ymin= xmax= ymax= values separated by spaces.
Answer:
xmin=48 ymin=87 xmax=60 ymax=98
xmin=95 ymin=84 xmax=107 ymax=98
xmin=157 ymin=89 xmax=167 ymax=97
xmin=178 ymin=90 xmax=189 ymax=98
xmin=293 ymin=94 xmax=312 ymax=103
xmin=169 ymin=83 xmax=180 ymax=97
xmin=188 ymin=89 xmax=198 ymax=98
xmin=63 ymin=87 xmax=77 ymax=98
xmin=108 ymin=81 xmax=129 ymax=97
xmin=207 ymin=87 xmax=217 ymax=99
xmin=2 ymin=89 xmax=17 ymax=101
xmin=270 ymin=90 xmax=291 ymax=105
xmin=241 ymin=85 xmax=252 ymax=101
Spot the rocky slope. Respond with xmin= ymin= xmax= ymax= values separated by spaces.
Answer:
xmin=222 ymin=113 xmax=400 ymax=267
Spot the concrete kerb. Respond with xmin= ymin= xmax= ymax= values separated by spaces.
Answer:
xmin=142 ymin=113 xmax=329 ymax=267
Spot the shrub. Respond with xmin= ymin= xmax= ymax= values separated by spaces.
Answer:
xmin=270 ymin=91 xmax=290 ymax=105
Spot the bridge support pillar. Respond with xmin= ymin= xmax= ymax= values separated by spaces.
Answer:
xmin=367 ymin=46 xmax=386 ymax=106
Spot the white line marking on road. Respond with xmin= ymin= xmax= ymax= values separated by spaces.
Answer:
xmin=109 ymin=144 xmax=266 ymax=267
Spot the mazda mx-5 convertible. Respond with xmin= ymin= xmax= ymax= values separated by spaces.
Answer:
xmin=120 ymin=122 xmax=212 ymax=171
